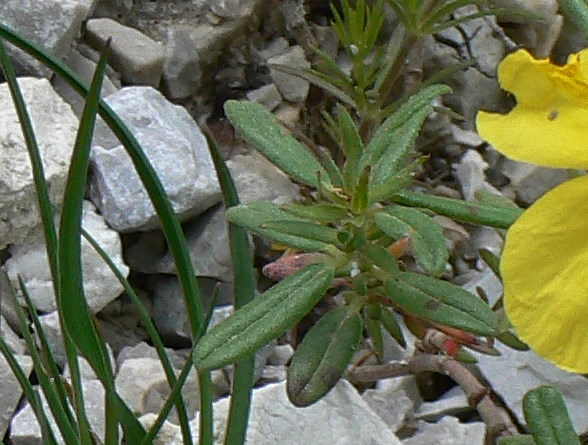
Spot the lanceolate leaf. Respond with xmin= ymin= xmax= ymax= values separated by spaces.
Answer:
xmin=261 ymin=220 xmax=339 ymax=245
xmin=224 ymin=100 xmax=329 ymax=188
xmin=375 ymin=207 xmax=448 ymax=276
xmin=227 ymin=201 xmax=332 ymax=251
xmin=386 ymin=272 xmax=499 ymax=336
xmin=523 ymin=386 xmax=580 ymax=445
xmin=280 ymin=202 xmax=349 ymax=223
xmin=358 ymin=84 xmax=450 ymax=182
xmin=287 ymin=306 xmax=362 ymax=407
xmin=391 ymin=190 xmax=522 ymax=229
xmin=194 ymin=263 xmax=334 ymax=370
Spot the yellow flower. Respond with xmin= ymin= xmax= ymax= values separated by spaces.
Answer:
xmin=476 ymin=49 xmax=588 ymax=373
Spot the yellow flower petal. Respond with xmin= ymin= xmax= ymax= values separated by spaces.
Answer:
xmin=501 ymin=175 xmax=588 ymax=372
xmin=477 ymin=49 xmax=588 ymax=169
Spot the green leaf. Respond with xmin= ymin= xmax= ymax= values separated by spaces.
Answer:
xmin=280 ymin=202 xmax=349 ymax=223
xmin=358 ymin=84 xmax=451 ymax=183
xmin=560 ymin=0 xmax=588 ymax=40
xmin=287 ymin=306 xmax=362 ymax=406
xmin=224 ymin=100 xmax=329 ymax=188
xmin=227 ymin=201 xmax=332 ymax=251
xmin=497 ymin=435 xmax=537 ymax=445
xmin=351 ymin=166 xmax=370 ymax=214
xmin=375 ymin=207 xmax=448 ymax=276
xmin=364 ymin=304 xmax=384 ymax=356
xmin=261 ymin=220 xmax=340 ymax=245
xmin=386 ymin=272 xmax=499 ymax=336
xmin=523 ymin=386 xmax=580 ymax=445
xmin=379 ymin=307 xmax=406 ymax=348
xmin=391 ymin=190 xmax=522 ymax=229
xmin=360 ymin=242 xmax=400 ymax=275
xmin=479 ymin=248 xmax=501 ymax=278
xmin=336 ymin=104 xmax=363 ymax=188
xmin=194 ymin=263 xmax=334 ymax=370
xmin=497 ymin=330 xmax=529 ymax=351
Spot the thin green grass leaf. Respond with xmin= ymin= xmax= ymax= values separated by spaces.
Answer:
xmin=0 ymin=22 xmax=205 ymax=344
xmin=82 ymin=228 xmax=193 ymax=444
xmin=207 ymin=133 xmax=256 ymax=445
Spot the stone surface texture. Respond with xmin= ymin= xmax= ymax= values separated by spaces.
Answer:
xmin=89 ymin=86 xmax=221 ymax=232
xmin=5 ymin=201 xmax=128 ymax=313
xmin=268 ymin=45 xmax=311 ymax=103
xmin=0 ymin=78 xmax=78 ymax=250
xmin=0 ymin=0 xmax=88 ymax=77
xmin=85 ymin=18 xmax=164 ymax=87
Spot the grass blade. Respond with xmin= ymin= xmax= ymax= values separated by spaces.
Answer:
xmin=206 ymin=134 xmax=256 ymax=445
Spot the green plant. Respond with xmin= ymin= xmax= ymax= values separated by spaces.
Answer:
xmin=0 ymin=1 xmax=549 ymax=444
xmin=192 ymin=0 xmax=527 ymax=408
xmin=497 ymin=386 xmax=580 ymax=445
xmin=0 ymin=23 xmax=258 ymax=444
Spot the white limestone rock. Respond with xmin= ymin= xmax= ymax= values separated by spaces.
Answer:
xmin=115 ymin=357 xmax=200 ymax=423
xmin=0 ymin=354 xmax=33 ymax=439
xmin=85 ymin=18 xmax=164 ymax=87
xmin=475 ymin=342 xmax=588 ymax=435
xmin=363 ymin=376 xmax=421 ymax=433
xmin=414 ymin=386 xmax=471 ymax=421
xmin=269 ymin=45 xmax=311 ymax=103
xmin=10 ymin=378 xmax=106 ymax=445
xmin=0 ymin=0 xmax=88 ymax=77
xmin=5 ymin=201 xmax=128 ymax=313
xmin=402 ymin=416 xmax=485 ymax=445
xmin=89 ymin=86 xmax=221 ymax=232
xmin=52 ymin=47 xmax=119 ymax=115
xmin=0 ymin=77 xmax=78 ymax=250
xmin=246 ymin=83 xmax=282 ymax=111
xmin=125 ymin=151 xmax=299 ymax=276
xmin=186 ymin=380 xmax=403 ymax=444
xmin=162 ymin=26 xmax=202 ymax=100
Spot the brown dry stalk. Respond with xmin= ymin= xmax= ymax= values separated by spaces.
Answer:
xmin=348 ymin=353 xmax=518 ymax=439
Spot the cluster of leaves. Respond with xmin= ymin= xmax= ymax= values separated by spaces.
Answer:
xmin=192 ymin=0 xmax=527 ymax=407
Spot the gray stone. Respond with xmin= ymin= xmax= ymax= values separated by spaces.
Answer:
xmin=267 ymin=344 xmax=294 ymax=366
xmin=191 ymin=380 xmax=403 ymax=444
xmin=115 ymin=357 xmax=199 ymax=423
xmin=227 ymin=151 xmax=302 ymax=204
xmin=475 ymin=343 xmax=588 ymax=435
xmin=187 ymin=0 xmax=266 ymax=66
xmin=0 ymin=354 xmax=33 ymax=439
xmin=89 ymin=86 xmax=221 ymax=232
xmin=269 ymin=45 xmax=311 ymax=103
xmin=500 ymin=159 xmax=569 ymax=206
xmin=259 ymin=365 xmax=287 ymax=383
xmin=414 ymin=386 xmax=471 ymax=421
xmin=139 ymin=413 xmax=181 ymax=445
xmin=52 ymin=47 xmax=119 ymax=115
xmin=363 ymin=376 xmax=421 ymax=432
xmin=1 ymin=315 xmax=26 ymax=355
xmin=162 ymin=26 xmax=202 ymax=100
xmin=0 ymin=0 xmax=88 ymax=77
xmin=210 ymin=0 xmax=241 ymax=19
xmin=402 ymin=417 xmax=485 ymax=445
xmin=5 ymin=201 xmax=128 ymax=313
xmin=423 ymin=10 xmax=506 ymax=126
xmin=130 ymin=205 xmax=233 ymax=280
xmin=454 ymin=150 xmax=502 ymax=201
xmin=85 ymin=18 xmax=164 ymax=87
xmin=490 ymin=0 xmax=561 ymax=57
xmin=0 ymin=78 xmax=78 ymax=250
xmin=125 ymin=151 xmax=299 ymax=275
xmin=462 ymin=267 xmax=503 ymax=307
xmin=37 ymin=312 xmax=66 ymax=367
xmin=10 ymin=378 xmax=106 ymax=445
xmin=246 ymin=84 xmax=282 ymax=111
